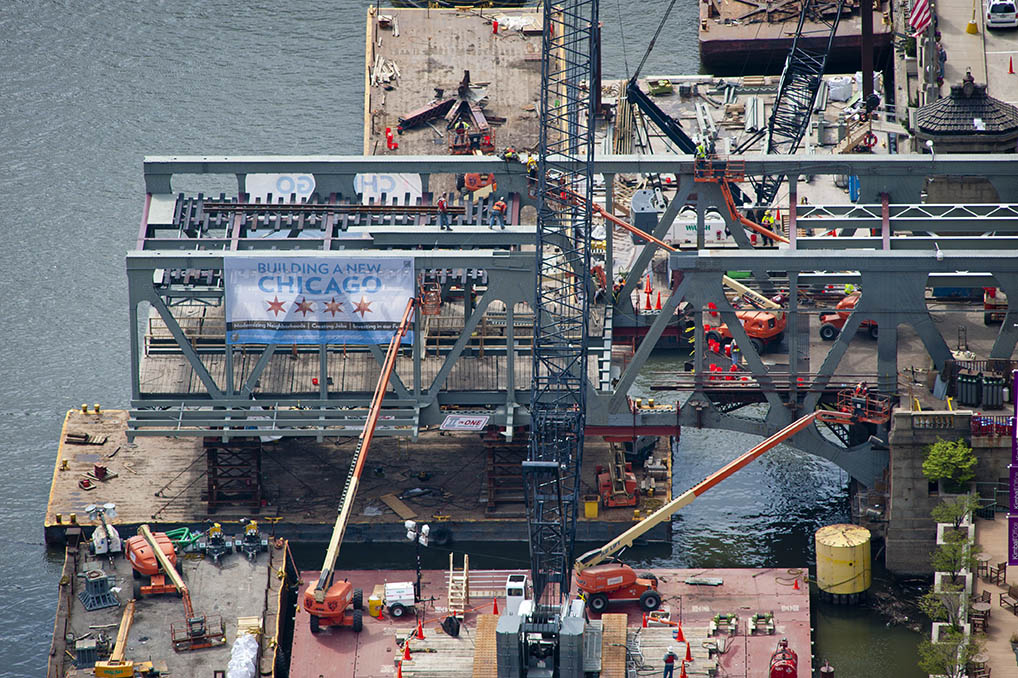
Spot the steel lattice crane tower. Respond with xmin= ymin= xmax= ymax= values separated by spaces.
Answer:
xmin=751 ymin=0 xmax=847 ymax=207
xmin=525 ymin=0 xmax=599 ymax=615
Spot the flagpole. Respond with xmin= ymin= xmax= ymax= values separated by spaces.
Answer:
xmin=923 ymin=1 xmax=938 ymax=105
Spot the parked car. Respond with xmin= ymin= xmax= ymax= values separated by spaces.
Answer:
xmin=986 ymin=0 xmax=1018 ymax=28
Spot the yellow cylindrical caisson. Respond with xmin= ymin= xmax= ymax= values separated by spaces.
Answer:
xmin=815 ymin=524 xmax=871 ymax=604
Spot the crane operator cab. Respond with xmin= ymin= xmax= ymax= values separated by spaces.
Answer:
xmin=505 ymin=574 xmax=529 ymax=616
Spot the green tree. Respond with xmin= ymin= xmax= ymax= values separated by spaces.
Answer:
xmin=917 ymin=630 xmax=981 ymax=678
xmin=922 ymin=438 xmax=977 ymax=493
xmin=931 ymin=494 xmax=981 ymax=529
xmin=930 ymin=530 xmax=980 ymax=582
xmin=918 ymin=582 xmax=964 ymax=631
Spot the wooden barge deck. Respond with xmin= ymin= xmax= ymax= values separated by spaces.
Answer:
xmin=44 ymin=409 xmax=673 ymax=546
xmin=363 ymin=6 xmax=543 ymax=158
xmin=290 ymin=567 xmax=812 ymax=678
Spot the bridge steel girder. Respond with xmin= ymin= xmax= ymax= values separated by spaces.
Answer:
xmin=143 ymin=154 xmax=1018 ymax=206
xmin=795 ymin=203 xmax=1018 ymax=235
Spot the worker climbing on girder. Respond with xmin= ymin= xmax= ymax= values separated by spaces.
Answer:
xmin=489 ymin=196 xmax=508 ymax=230
xmin=501 ymin=145 xmax=519 ymax=163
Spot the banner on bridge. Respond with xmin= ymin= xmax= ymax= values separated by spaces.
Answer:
xmin=225 ymin=256 xmax=415 ymax=345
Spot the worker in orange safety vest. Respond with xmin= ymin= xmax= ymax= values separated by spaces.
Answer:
xmin=489 ymin=197 xmax=507 ymax=230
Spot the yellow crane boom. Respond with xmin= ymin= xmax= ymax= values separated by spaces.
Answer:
xmin=93 ymin=600 xmax=135 ymax=678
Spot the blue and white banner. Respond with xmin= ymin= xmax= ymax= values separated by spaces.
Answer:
xmin=224 ymin=256 xmax=415 ymax=345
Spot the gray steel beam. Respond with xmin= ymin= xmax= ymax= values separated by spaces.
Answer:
xmin=797 ymin=236 xmax=1018 ymax=249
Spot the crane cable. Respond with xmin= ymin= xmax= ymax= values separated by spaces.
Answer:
xmin=631 ymin=0 xmax=679 ymax=82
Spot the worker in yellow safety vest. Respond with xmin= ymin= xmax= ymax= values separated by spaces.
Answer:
xmin=695 ymin=142 xmax=707 ymax=159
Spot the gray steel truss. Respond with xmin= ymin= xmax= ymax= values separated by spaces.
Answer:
xmin=128 ymin=155 xmax=1018 ymax=487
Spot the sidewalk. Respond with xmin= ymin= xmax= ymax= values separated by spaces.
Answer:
xmin=972 ymin=514 xmax=1018 ymax=673
xmin=936 ymin=0 xmax=987 ymax=86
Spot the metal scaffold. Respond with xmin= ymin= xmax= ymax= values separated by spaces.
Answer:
xmin=526 ymin=0 xmax=599 ymax=610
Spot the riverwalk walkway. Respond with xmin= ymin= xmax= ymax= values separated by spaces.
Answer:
xmin=972 ymin=514 xmax=1017 ymax=673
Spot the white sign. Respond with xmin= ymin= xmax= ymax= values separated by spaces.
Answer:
xmin=440 ymin=414 xmax=490 ymax=431
xmin=355 ymin=173 xmax=422 ymax=205
xmin=224 ymin=255 xmax=415 ymax=345
xmin=245 ymin=173 xmax=316 ymax=202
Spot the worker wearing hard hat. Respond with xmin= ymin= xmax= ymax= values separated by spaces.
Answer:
xmin=489 ymin=197 xmax=508 ymax=230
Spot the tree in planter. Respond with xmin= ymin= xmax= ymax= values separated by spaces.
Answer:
xmin=922 ymin=438 xmax=977 ymax=494
xmin=918 ymin=630 xmax=981 ymax=678
xmin=930 ymin=530 xmax=980 ymax=583
xmin=918 ymin=581 xmax=964 ymax=631
xmin=931 ymin=494 xmax=982 ymax=530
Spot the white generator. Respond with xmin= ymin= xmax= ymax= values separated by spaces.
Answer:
xmin=384 ymin=581 xmax=417 ymax=618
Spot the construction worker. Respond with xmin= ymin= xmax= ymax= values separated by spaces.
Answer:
xmin=453 ymin=119 xmax=470 ymax=148
xmin=695 ymin=141 xmax=707 ymax=159
xmin=844 ymin=283 xmax=856 ymax=296
xmin=489 ymin=196 xmax=508 ymax=230
xmin=853 ymin=381 xmax=869 ymax=417
xmin=662 ymin=646 xmax=679 ymax=678
xmin=526 ymin=154 xmax=538 ymax=176
xmin=436 ymin=193 xmax=451 ymax=231
xmin=502 ymin=146 xmax=519 ymax=163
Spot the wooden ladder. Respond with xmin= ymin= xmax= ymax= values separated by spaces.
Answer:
xmin=448 ymin=553 xmax=469 ymax=619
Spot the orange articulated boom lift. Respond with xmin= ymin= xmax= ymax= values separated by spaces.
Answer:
xmin=303 ymin=298 xmax=416 ymax=633
xmin=126 ymin=524 xmax=227 ymax=651
xmin=573 ymin=393 xmax=891 ymax=613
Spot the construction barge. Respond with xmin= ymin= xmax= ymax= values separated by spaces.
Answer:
xmin=47 ymin=525 xmax=294 ymax=678
xmin=699 ymin=0 xmax=894 ymax=75
xmin=288 ymin=566 xmax=812 ymax=678
xmin=44 ymin=410 xmax=674 ymax=547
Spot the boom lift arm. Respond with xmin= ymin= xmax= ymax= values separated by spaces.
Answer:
xmin=575 ymin=408 xmax=857 ymax=572
xmin=313 ymin=297 xmax=416 ymax=601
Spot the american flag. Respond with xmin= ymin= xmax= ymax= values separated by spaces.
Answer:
xmin=909 ymin=0 xmax=932 ymax=37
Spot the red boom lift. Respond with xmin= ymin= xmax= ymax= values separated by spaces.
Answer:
xmin=302 ymin=298 xmax=415 ymax=633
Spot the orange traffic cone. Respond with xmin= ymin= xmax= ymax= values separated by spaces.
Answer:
xmin=403 ymin=641 xmax=412 ymax=661
xmin=793 ymin=578 xmax=800 ymax=591
xmin=645 ymin=274 xmax=651 ymax=293
xmin=416 ymin=619 xmax=425 ymax=640
xmin=397 ymin=662 xmax=404 ymax=678
xmin=680 ymin=661 xmax=688 ymax=678
xmin=492 ymin=597 xmax=499 ymax=615
xmin=642 ymin=613 xmax=648 ymax=628
xmin=655 ymin=292 xmax=662 ymax=310
xmin=645 ymin=293 xmax=652 ymax=310
xmin=674 ymin=622 xmax=685 ymax=643
xmin=1011 ymin=56 xmax=1015 ymax=75
xmin=685 ymin=642 xmax=693 ymax=662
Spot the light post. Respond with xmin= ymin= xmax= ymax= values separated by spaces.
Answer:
xmin=405 ymin=520 xmax=430 ymax=601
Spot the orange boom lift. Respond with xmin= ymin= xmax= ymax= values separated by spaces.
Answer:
xmin=303 ymin=298 xmax=416 ymax=633
xmin=574 ymin=393 xmax=891 ymax=612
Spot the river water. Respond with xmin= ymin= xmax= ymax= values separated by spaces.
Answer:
xmin=0 ymin=2 xmax=923 ymax=676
